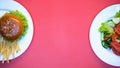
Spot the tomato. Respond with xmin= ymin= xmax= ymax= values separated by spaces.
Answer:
xmin=115 ymin=23 xmax=120 ymax=35
xmin=111 ymin=33 xmax=119 ymax=41
xmin=110 ymin=23 xmax=120 ymax=55
xmin=111 ymin=46 xmax=120 ymax=56
xmin=110 ymin=41 xmax=120 ymax=56
xmin=104 ymin=37 xmax=110 ymax=40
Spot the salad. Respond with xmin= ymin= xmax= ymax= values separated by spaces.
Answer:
xmin=99 ymin=10 xmax=120 ymax=55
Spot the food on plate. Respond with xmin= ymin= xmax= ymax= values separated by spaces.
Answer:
xmin=0 ymin=14 xmax=24 ymax=41
xmin=0 ymin=10 xmax=28 ymax=63
xmin=99 ymin=10 xmax=120 ymax=56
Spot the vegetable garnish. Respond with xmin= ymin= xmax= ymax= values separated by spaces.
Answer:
xmin=0 ymin=10 xmax=28 ymax=63
xmin=99 ymin=10 xmax=120 ymax=55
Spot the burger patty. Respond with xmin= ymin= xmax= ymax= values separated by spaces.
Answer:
xmin=0 ymin=14 xmax=24 ymax=41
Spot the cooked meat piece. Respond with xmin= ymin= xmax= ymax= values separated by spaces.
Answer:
xmin=0 ymin=14 xmax=24 ymax=41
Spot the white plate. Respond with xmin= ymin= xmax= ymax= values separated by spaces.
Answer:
xmin=0 ymin=0 xmax=34 ymax=60
xmin=90 ymin=4 xmax=120 ymax=67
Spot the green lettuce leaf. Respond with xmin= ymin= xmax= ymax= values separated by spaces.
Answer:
xmin=99 ymin=22 xmax=114 ymax=38
xmin=115 ymin=10 xmax=120 ymax=17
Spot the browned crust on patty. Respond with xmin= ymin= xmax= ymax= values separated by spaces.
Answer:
xmin=0 ymin=14 xmax=24 ymax=41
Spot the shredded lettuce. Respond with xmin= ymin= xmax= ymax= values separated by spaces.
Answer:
xmin=99 ymin=22 xmax=114 ymax=38
xmin=115 ymin=10 xmax=120 ymax=17
xmin=6 ymin=10 xmax=29 ymax=39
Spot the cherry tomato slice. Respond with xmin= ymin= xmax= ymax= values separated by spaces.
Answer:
xmin=111 ymin=33 xmax=119 ymax=41
xmin=115 ymin=23 xmax=120 ymax=35
xmin=104 ymin=37 xmax=110 ymax=40
xmin=110 ymin=41 xmax=120 ymax=55
xmin=111 ymin=46 xmax=120 ymax=56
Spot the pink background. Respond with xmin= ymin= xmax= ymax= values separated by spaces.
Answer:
xmin=0 ymin=0 xmax=120 ymax=68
